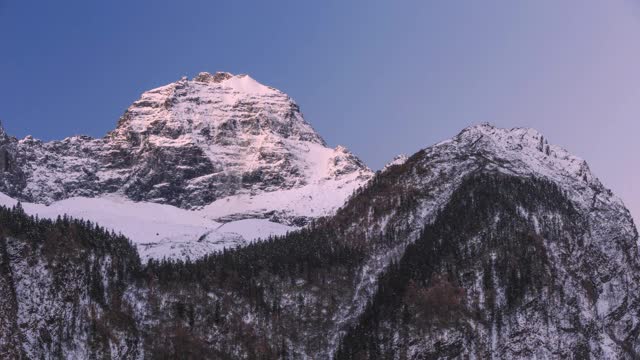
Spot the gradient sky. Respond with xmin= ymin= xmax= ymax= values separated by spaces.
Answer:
xmin=1 ymin=0 xmax=638 ymax=224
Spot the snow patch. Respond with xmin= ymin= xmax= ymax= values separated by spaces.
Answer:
xmin=0 ymin=193 xmax=295 ymax=261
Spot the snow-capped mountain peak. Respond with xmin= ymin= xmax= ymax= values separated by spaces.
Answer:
xmin=112 ymin=71 xmax=323 ymax=144
xmin=402 ymin=123 xmax=633 ymax=234
xmin=320 ymin=123 xmax=639 ymax=358
xmin=450 ymin=123 xmax=614 ymax=206
xmin=328 ymin=122 xmax=640 ymax=358
xmin=457 ymin=123 xmax=591 ymax=176
xmin=0 ymin=72 xmax=373 ymax=259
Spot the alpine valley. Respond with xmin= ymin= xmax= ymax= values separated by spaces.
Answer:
xmin=0 ymin=72 xmax=638 ymax=359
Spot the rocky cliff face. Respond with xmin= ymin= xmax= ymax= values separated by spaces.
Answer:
xmin=0 ymin=72 xmax=371 ymax=217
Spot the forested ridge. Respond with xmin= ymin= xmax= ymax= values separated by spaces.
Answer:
xmin=335 ymin=173 xmax=633 ymax=359
xmin=1 ymin=169 xmax=638 ymax=359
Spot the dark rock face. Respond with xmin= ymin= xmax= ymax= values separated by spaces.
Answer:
xmin=0 ymin=127 xmax=27 ymax=200
xmin=193 ymin=71 xmax=234 ymax=83
xmin=0 ymin=73 xmax=372 ymax=212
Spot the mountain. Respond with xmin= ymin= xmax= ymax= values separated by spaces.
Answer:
xmin=332 ymin=123 xmax=639 ymax=358
xmin=0 ymin=72 xmax=372 ymax=259
xmin=0 ymin=123 xmax=637 ymax=359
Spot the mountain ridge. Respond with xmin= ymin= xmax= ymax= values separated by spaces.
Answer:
xmin=0 ymin=119 xmax=638 ymax=358
xmin=0 ymin=71 xmax=371 ymax=209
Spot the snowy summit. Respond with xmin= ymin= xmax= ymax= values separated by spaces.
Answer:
xmin=0 ymin=72 xmax=373 ymax=260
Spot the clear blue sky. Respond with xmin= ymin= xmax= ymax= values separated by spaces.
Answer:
xmin=1 ymin=0 xmax=639 ymax=223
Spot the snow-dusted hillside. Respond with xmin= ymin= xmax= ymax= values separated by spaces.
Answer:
xmin=0 ymin=72 xmax=372 ymax=259
xmin=333 ymin=123 xmax=639 ymax=358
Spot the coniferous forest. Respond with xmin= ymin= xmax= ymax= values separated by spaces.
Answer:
xmin=3 ymin=167 xmax=634 ymax=359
